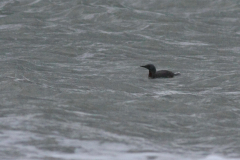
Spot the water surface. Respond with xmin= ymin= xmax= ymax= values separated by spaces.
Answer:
xmin=0 ymin=0 xmax=240 ymax=160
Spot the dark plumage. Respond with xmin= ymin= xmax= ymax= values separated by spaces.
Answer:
xmin=141 ymin=64 xmax=180 ymax=78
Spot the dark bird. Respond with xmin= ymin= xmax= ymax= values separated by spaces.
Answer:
xmin=141 ymin=64 xmax=180 ymax=78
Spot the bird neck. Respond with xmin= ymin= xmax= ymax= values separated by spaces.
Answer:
xmin=148 ymin=71 xmax=155 ymax=78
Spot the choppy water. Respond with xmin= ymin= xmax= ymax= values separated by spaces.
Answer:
xmin=1 ymin=0 xmax=240 ymax=160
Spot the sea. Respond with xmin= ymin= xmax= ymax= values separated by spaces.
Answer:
xmin=0 ymin=0 xmax=240 ymax=160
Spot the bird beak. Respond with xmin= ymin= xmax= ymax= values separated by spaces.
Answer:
xmin=140 ymin=65 xmax=147 ymax=69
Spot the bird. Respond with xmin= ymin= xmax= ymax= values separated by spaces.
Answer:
xmin=141 ymin=64 xmax=180 ymax=78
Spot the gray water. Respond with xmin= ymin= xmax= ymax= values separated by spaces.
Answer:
xmin=1 ymin=0 xmax=240 ymax=160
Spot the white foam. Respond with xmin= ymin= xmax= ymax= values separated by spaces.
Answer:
xmin=165 ymin=41 xmax=209 ymax=46
xmin=200 ymin=155 xmax=240 ymax=160
xmin=76 ymin=53 xmax=95 ymax=60
xmin=1 ymin=130 xmax=238 ymax=160
xmin=0 ymin=24 xmax=22 ymax=30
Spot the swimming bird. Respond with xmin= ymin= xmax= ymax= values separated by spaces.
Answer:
xmin=141 ymin=64 xmax=180 ymax=78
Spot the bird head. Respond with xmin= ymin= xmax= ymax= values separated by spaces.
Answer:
xmin=140 ymin=64 xmax=156 ymax=73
